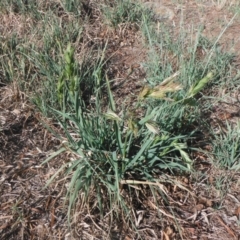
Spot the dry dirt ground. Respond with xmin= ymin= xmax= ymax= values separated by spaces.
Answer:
xmin=1 ymin=1 xmax=240 ymax=239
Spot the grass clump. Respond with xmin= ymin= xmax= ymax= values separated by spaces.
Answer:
xmin=40 ymin=23 xmax=232 ymax=224
xmin=104 ymin=0 xmax=152 ymax=27
xmin=42 ymin=42 xmax=194 ymax=223
xmin=212 ymin=122 xmax=240 ymax=169
xmin=1 ymin=0 xmax=240 ymax=237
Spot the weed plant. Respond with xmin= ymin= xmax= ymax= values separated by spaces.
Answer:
xmin=0 ymin=0 xmax=238 ymax=231
xmin=41 ymin=37 xmax=219 ymax=222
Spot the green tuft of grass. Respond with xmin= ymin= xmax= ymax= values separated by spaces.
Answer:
xmin=212 ymin=122 xmax=240 ymax=169
xmin=1 ymin=0 xmax=240 ymax=234
xmin=41 ymin=43 xmax=194 ymax=223
xmin=103 ymin=0 xmax=153 ymax=27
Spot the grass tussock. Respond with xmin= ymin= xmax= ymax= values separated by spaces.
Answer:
xmin=1 ymin=0 xmax=240 ymax=239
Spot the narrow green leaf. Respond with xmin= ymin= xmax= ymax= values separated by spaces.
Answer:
xmin=126 ymin=137 xmax=153 ymax=169
xmin=105 ymin=75 xmax=116 ymax=111
xmin=44 ymin=163 xmax=67 ymax=188
xmin=42 ymin=147 xmax=66 ymax=165
xmin=188 ymin=72 xmax=214 ymax=97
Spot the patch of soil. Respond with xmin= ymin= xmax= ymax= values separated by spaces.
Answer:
xmin=160 ymin=0 xmax=240 ymax=63
xmin=79 ymin=21 xmax=147 ymax=108
xmin=0 ymin=85 xmax=69 ymax=240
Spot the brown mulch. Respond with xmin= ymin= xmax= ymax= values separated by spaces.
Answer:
xmin=0 ymin=84 xmax=70 ymax=239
